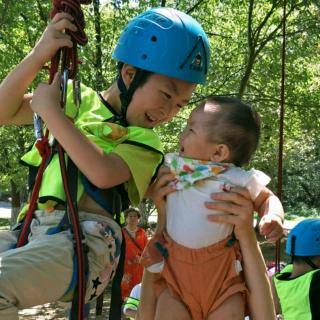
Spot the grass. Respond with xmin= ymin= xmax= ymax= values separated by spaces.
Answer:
xmin=0 ymin=218 xmax=10 ymax=230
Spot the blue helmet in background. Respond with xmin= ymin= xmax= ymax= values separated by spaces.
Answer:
xmin=286 ymin=219 xmax=320 ymax=256
xmin=113 ymin=7 xmax=210 ymax=85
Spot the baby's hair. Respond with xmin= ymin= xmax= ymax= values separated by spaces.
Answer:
xmin=200 ymin=96 xmax=260 ymax=166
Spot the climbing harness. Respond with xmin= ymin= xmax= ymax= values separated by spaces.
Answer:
xmin=16 ymin=1 xmax=91 ymax=319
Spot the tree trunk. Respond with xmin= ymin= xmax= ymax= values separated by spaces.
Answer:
xmin=93 ymin=0 xmax=103 ymax=91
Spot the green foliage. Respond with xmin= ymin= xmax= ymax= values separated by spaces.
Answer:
xmin=0 ymin=218 xmax=10 ymax=230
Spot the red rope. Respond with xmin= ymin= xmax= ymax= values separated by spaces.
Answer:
xmin=16 ymin=133 xmax=50 ymax=247
xmin=17 ymin=1 xmax=92 ymax=319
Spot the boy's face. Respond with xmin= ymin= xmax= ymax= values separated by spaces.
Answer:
xmin=179 ymin=106 xmax=218 ymax=161
xmin=126 ymin=74 xmax=196 ymax=128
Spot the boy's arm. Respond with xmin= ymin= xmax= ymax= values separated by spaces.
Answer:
xmin=138 ymin=167 xmax=176 ymax=320
xmin=0 ymin=13 xmax=76 ymax=125
xmin=31 ymin=77 xmax=132 ymax=189
xmin=254 ymin=187 xmax=284 ymax=241
xmin=144 ymin=166 xmax=176 ymax=234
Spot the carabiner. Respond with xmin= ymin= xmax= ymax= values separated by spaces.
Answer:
xmin=33 ymin=113 xmax=43 ymax=140
xmin=61 ymin=69 xmax=69 ymax=108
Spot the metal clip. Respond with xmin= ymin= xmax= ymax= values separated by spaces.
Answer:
xmin=61 ymin=69 xmax=69 ymax=108
xmin=73 ymin=79 xmax=81 ymax=108
xmin=33 ymin=113 xmax=43 ymax=139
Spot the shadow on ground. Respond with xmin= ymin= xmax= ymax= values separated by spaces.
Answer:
xmin=19 ymin=286 xmax=111 ymax=320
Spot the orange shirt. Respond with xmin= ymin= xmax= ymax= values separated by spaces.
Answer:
xmin=121 ymin=227 xmax=148 ymax=299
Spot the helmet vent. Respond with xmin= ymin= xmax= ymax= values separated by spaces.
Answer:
xmin=151 ymin=36 xmax=157 ymax=42
xmin=142 ymin=54 xmax=147 ymax=60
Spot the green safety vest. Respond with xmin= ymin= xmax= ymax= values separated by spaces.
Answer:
xmin=274 ymin=264 xmax=318 ymax=320
xmin=123 ymin=296 xmax=140 ymax=320
xmin=19 ymin=82 xmax=163 ymax=220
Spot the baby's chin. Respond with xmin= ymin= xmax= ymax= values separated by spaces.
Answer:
xmin=179 ymin=150 xmax=210 ymax=161
xmin=178 ymin=151 xmax=196 ymax=159
xmin=178 ymin=147 xmax=188 ymax=158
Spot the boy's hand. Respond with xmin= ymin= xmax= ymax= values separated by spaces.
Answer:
xmin=30 ymin=72 xmax=62 ymax=119
xmin=32 ymin=12 xmax=77 ymax=66
xmin=259 ymin=214 xmax=284 ymax=242
xmin=145 ymin=166 xmax=176 ymax=209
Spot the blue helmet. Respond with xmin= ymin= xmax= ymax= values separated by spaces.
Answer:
xmin=286 ymin=219 xmax=320 ymax=256
xmin=113 ymin=7 xmax=210 ymax=84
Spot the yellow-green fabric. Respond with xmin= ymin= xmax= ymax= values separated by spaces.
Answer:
xmin=123 ymin=296 xmax=139 ymax=320
xmin=20 ymin=81 xmax=163 ymax=217
xmin=274 ymin=264 xmax=315 ymax=320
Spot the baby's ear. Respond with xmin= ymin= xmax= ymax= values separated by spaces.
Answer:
xmin=210 ymin=144 xmax=230 ymax=163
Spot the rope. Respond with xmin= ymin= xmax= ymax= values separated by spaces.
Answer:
xmin=275 ymin=0 xmax=287 ymax=273
xmin=17 ymin=1 xmax=92 ymax=319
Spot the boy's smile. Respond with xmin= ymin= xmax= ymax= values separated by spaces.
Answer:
xmin=126 ymin=74 xmax=196 ymax=128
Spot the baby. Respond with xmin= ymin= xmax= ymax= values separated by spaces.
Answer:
xmin=141 ymin=96 xmax=284 ymax=320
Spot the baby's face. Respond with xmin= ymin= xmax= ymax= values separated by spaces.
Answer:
xmin=179 ymin=106 xmax=217 ymax=160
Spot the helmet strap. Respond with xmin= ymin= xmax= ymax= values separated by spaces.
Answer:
xmin=117 ymin=68 xmax=146 ymax=126
xmin=303 ymin=257 xmax=319 ymax=270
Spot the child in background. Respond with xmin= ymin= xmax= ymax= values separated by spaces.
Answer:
xmin=141 ymin=96 xmax=284 ymax=319
xmin=121 ymin=208 xmax=147 ymax=300
xmin=123 ymin=282 xmax=142 ymax=320
xmin=272 ymin=218 xmax=320 ymax=319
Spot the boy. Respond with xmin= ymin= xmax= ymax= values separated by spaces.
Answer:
xmin=272 ymin=218 xmax=320 ymax=319
xmin=0 ymin=7 xmax=209 ymax=318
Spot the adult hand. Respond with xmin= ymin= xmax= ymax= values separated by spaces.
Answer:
xmin=206 ymin=187 xmax=255 ymax=240
xmin=33 ymin=12 xmax=77 ymax=66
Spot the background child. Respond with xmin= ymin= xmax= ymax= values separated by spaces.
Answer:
xmin=0 ymin=7 xmax=210 ymax=318
xmin=272 ymin=218 xmax=320 ymax=319
xmin=121 ymin=208 xmax=147 ymax=300
xmin=122 ymin=282 xmax=142 ymax=320
xmin=141 ymin=96 xmax=283 ymax=319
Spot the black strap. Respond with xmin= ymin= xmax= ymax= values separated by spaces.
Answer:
xmin=123 ymin=227 xmax=143 ymax=253
xmin=109 ymin=229 xmax=126 ymax=320
xmin=310 ymin=269 xmax=320 ymax=319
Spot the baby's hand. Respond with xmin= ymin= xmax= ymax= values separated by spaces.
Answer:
xmin=259 ymin=214 xmax=284 ymax=241
xmin=30 ymin=72 xmax=62 ymax=119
